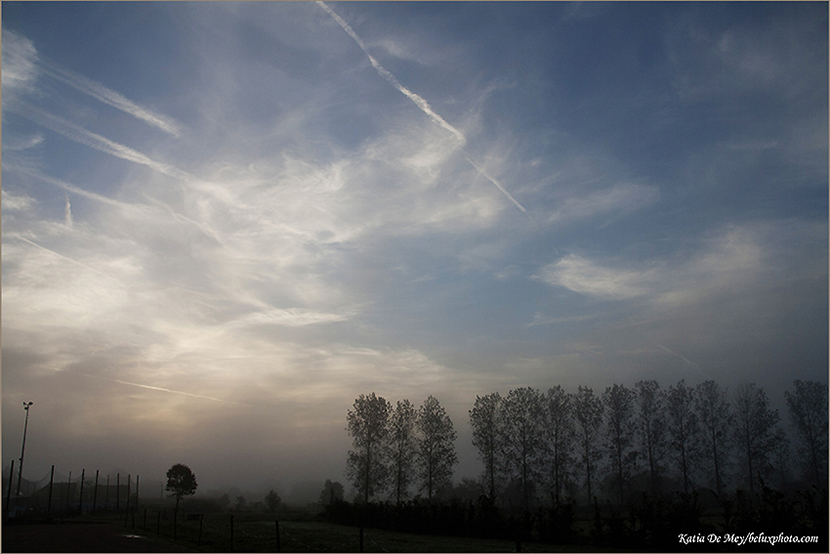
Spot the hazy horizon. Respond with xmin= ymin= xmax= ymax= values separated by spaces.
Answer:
xmin=2 ymin=2 xmax=827 ymax=498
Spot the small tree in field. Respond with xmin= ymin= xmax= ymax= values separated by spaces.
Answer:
xmin=265 ymin=489 xmax=282 ymax=512
xmin=166 ymin=463 xmax=198 ymax=514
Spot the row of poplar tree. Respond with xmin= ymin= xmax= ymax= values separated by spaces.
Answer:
xmin=345 ymin=380 xmax=827 ymax=509
xmin=346 ymin=395 xmax=458 ymax=504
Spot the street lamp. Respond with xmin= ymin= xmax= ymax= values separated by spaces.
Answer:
xmin=16 ymin=402 xmax=33 ymax=497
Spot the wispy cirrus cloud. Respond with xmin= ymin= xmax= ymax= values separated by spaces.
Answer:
xmin=537 ymin=254 xmax=657 ymax=300
xmin=546 ymin=182 xmax=660 ymax=226
xmin=536 ymin=220 xmax=824 ymax=309
xmin=1 ymin=29 xmax=38 ymax=94
xmin=2 ymin=28 xmax=182 ymax=136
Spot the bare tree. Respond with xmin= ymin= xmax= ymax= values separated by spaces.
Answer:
xmin=666 ymin=379 xmax=700 ymax=494
xmin=346 ymin=393 xmax=391 ymax=503
xmin=603 ymin=384 xmax=638 ymax=505
xmin=389 ymin=399 xmax=418 ymax=504
xmin=416 ymin=396 xmax=457 ymax=500
xmin=573 ymin=386 xmax=604 ymax=504
xmin=635 ymin=380 xmax=667 ymax=494
xmin=544 ymin=386 xmax=575 ymax=504
xmin=695 ymin=381 xmax=732 ymax=497
xmin=733 ymin=383 xmax=780 ymax=495
xmin=770 ymin=428 xmax=791 ymax=490
xmin=501 ymin=387 xmax=545 ymax=513
xmin=469 ymin=392 xmax=504 ymax=501
xmin=785 ymin=380 xmax=829 ymax=486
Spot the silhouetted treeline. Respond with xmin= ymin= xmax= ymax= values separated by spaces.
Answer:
xmin=345 ymin=393 xmax=457 ymax=504
xmin=468 ymin=380 xmax=827 ymax=508
xmin=336 ymin=380 xmax=827 ymax=550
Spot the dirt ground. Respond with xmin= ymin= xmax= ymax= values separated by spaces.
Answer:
xmin=1 ymin=520 xmax=198 ymax=552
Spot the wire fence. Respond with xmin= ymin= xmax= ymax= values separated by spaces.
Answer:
xmin=3 ymin=463 xmax=144 ymax=521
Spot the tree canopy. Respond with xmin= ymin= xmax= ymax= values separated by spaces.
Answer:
xmin=166 ymin=463 xmax=198 ymax=512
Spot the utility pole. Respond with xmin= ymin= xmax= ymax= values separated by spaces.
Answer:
xmin=16 ymin=402 xmax=33 ymax=497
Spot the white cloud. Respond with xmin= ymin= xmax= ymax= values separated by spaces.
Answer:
xmin=537 ymin=254 xmax=657 ymax=300
xmin=3 ymin=133 xmax=44 ymax=151
xmin=1 ymin=29 xmax=38 ymax=95
xmin=537 ymin=221 xmax=822 ymax=311
xmin=1 ymin=190 xmax=36 ymax=211
xmin=546 ymin=182 xmax=659 ymax=226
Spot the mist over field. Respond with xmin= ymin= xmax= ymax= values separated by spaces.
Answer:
xmin=2 ymin=1 xmax=826 ymax=502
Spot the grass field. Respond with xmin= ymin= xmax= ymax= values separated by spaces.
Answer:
xmin=124 ymin=512 xmax=623 ymax=553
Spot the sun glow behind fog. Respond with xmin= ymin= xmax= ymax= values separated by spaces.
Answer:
xmin=1 ymin=2 xmax=827 ymax=492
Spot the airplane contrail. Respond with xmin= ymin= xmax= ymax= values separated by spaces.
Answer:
xmin=7 ymin=100 xmax=195 ymax=182
xmin=10 ymin=233 xmax=126 ymax=283
xmin=6 ymin=165 xmax=224 ymax=246
xmin=78 ymin=373 xmax=256 ymax=407
xmin=318 ymin=1 xmax=527 ymax=213
xmin=463 ymin=153 xmax=527 ymax=213
xmin=657 ymin=344 xmax=707 ymax=378
xmin=39 ymin=60 xmax=183 ymax=137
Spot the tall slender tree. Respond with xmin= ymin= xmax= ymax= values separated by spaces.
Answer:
xmin=501 ymin=387 xmax=545 ymax=514
xmin=416 ymin=396 xmax=457 ymax=500
xmin=732 ymin=383 xmax=780 ymax=495
xmin=469 ymin=392 xmax=504 ymax=501
xmin=785 ymin=380 xmax=829 ymax=486
xmin=695 ymin=381 xmax=732 ymax=497
xmin=544 ymin=386 xmax=575 ymax=504
xmin=346 ymin=393 xmax=392 ymax=503
xmin=389 ymin=399 xmax=418 ymax=504
xmin=603 ymin=384 xmax=638 ymax=505
xmin=666 ymin=379 xmax=700 ymax=494
xmin=636 ymin=380 xmax=667 ymax=494
xmin=573 ymin=386 xmax=604 ymax=504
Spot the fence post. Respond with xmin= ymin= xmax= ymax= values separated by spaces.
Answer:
xmin=144 ymin=508 xmax=147 ymax=531
xmin=198 ymin=513 xmax=204 ymax=546
xmin=47 ymin=465 xmax=55 ymax=515
xmin=124 ymin=474 xmax=131 ymax=526
xmin=275 ymin=520 xmax=281 ymax=552
xmin=105 ymin=475 xmax=109 ymax=511
xmin=230 ymin=515 xmax=234 ymax=552
xmin=65 ymin=471 xmax=72 ymax=513
xmin=5 ymin=460 xmax=14 ymax=515
xmin=78 ymin=469 xmax=85 ymax=516
xmin=359 ymin=527 xmax=364 ymax=552
xmin=135 ymin=475 xmax=139 ymax=513
xmin=116 ymin=473 xmax=120 ymax=513
xmin=92 ymin=470 xmax=99 ymax=515
xmin=173 ymin=508 xmax=177 ymax=541
xmin=157 ymin=510 xmax=161 ymax=536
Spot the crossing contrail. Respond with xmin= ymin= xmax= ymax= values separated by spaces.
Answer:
xmin=318 ymin=1 xmax=527 ymax=213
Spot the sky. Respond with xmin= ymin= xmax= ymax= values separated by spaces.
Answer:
xmin=2 ymin=2 xmax=827 ymax=498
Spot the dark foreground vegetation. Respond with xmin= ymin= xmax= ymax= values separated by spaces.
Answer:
xmin=320 ymin=486 xmax=828 ymax=552
xmin=3 ymin=483 xmax=826 ymax=552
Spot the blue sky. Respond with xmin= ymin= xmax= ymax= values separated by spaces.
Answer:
xmin=2 ymin=2 xmax=827 ymax=496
